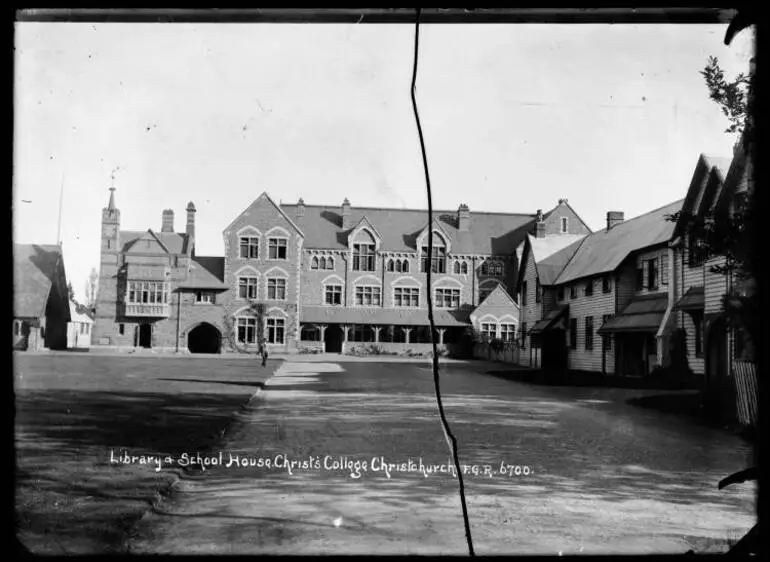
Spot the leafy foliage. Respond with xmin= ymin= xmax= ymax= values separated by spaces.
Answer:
xmin=701 ymin=56 xmax=752 ymax=137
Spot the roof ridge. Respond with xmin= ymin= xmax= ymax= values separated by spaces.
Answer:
xmin=283 ymin=202 xmax=536 ymax=217
xmin=600 ymin=198 xmax=684 ymax=231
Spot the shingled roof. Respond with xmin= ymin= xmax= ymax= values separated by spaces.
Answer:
xmin=540 ymin=199 xmax=684 ymax=286
xmin=673 ymin=154 xmax=733 ymax=239
xmin=14 ymin=243 xmax=63 ymax=318
xmin=281 ymin=204 xmax=537 ymax=255
xmin=178 ymin=256 xmax=228 ymax=289
xmin=119 ymin=230 xmax=190 ymax=254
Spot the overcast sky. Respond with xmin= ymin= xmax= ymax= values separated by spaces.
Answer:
xmin=14 ymin=22 xmax=753 ymax=303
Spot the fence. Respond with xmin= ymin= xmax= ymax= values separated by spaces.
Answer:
xmin=473 ymin=341 xmax=521 ymax=364
xmin=732 ymin=360 xmax=758 ymax=428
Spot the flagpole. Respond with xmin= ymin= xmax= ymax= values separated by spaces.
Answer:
xmin=57 ymin=175 xmax=64 ymax=246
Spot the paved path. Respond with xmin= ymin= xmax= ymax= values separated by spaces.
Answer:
xmin=128 ymin=360 xmax=756 ymax=555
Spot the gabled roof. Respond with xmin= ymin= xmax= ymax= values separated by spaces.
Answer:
xmin=473 ymin=283 xmax=518 ymax=313
xmin=347 ymin=215 xmax=383 ymax=245
xmin=550 ymin=199 xmax=683 ymax=285
xmin=177 ymin=256 xmax=228 ymax=290
xmin=14 ymin=243 xmax=62 ymax=318
xmin=120 ymin=230 xmax=188 ymax=254
xmin=515 ymin=233 xmax=588 ymax=292
xmin=281 ymin=202 xmax=537 ymax=254
xmin=224 ymin=192 xmax=304 ymax=238
xmin=715 ymin=147 xmax=750 ymax=215
xmin=673 ymin=154 xmax=732 ymax=239
xmin=543 ymin=200 xmax=593 ymax=233
xmin=536 ymin=238 xmax=585 ymax=286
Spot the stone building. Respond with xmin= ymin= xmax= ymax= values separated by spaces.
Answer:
xmin=91 ymin=189 xmax=591 ymax=354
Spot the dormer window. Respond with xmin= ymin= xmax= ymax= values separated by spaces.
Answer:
xmin=421 ymin=245 xmax=446 ymax=273
xmin=353 ymin=243 xmax=376 ymax=272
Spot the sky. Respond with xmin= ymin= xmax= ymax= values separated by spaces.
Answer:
xmin=14 ymin=21 xmax=753 ymax=304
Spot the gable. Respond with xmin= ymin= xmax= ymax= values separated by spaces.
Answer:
xmin=125 ymin=234 xmax=168 ymax=255
xmin=543 ymin=202 xmax=592 ymax=235
xmin=224 ymin=192 xmax=304 ymax=238
xmin=471 ymin=285 xmax=519 ymax=324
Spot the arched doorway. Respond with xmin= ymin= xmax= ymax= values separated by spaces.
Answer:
xmin=188 ymin=323 xmax=222 ymax=354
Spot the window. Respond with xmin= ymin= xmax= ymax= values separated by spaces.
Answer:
xmin=535 ymin=279 xmax=542 ymax=303
xmin=480 ymin=261 xmax=489 ymax=275
xmin=660 ymin=254 xmax=669 ymax=285
xmin=267 ymin=318 xmax=285 ymax=344
xmin=585 ymin=316 xmax=594 ymax=350
xmin=479 ymin=287 xmax=494 ymax=303
xmin=319 ymin=257 xmax=327 ymax=270
xmin=238 ymin=277 xmax=258 ymax=299
xmin=480 ymin=323 xmax=496 ymax=340
xmin=239 ymin=236 xmax=259 ymax=259
xmin=557 ymin=286 xmax=565 ymax=301
xmin=325 ymin=285 xmax=342 ymax=305
xmin=13 ymin=320 xmax=21 ymax=336
xmin=453 ymin=261 xmax=460 ymax=274
xmin=127 ymin=281 xmax=169 ymax=305
xmin=693 ymin=312 xmax=703 ymax=357
xmin=602 ymin=314 xmax=612 ymax=351
xmin=636 ymin=266 xmax=645 ymax=291
xmin=569 ymin=285 xmax=577 ymax=299
xmin=602 ymin=275 xmax=612 ymax=294
xmin=561 ymin=217 xmax=568 ymax=233
xmin=326 ymin=257 xmax=335 ymax=270
xmin=196 ymin=291 xmax=215 ymax=304
xmin=461 ymin=262 xmax=468 ymax=275
xmin=402 ymin=260 xmax=409 ymax=273
xmin=688 ymin=233 xmax=708 ymax=267
xmin=353 ymin=243 xmax=376 ymax=271
xmin=585 ymin=280 xmax=593 ymax=297
xmin=421 ymin=246 xmax=446 ymax=273
xmin=435 ymin=288 xmax=460 ymax=309
xmin=237 ymin=317 xmax=257 ymax=344
xmin=311 ymin=256 xmax=319 ymax=270
xmin=85 ymin=324 xmax=90 ymax=335
xmin=355 ymin=286 xmax=381 ymax=306
xmin=119 ymin=323 xmax=125 ymax=335
xmin=267 ymin=278 xmax=287 ymax=300
xmin=268 ymin=237 xmax=288 ymax=260
xmin=395 ymin=259 xmax=402 ymax=273
xmin=521 ymin=281 xmax=528 ymax=306
xmin=394 ymin=287 xmax=419 ymax=307
xmin=647 ymin=258 xmax=659 ymax=290
xmin=387 ymin=259 xmax=395 ymax=272
xmin=500 ymin=324 xmax=515 ymax=342
xmin=569 ymin=318 xmax=577 ymax=349
xmin=490 ymin=262 xmax=504 ymax=276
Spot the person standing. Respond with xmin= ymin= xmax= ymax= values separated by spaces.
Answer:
xmin=259 ymin=340 xmax=268 ymax=367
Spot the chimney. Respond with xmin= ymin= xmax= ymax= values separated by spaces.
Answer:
xmin=458 ymin=204 xmax=470 ymax=232
xmin=341 ymin=198 xmax=351 ymax=229
xmin=297 ymin=197 xmax=305 ymax=218
xmin=534 ymin=209 xmax=545 ymax=238
xmin=606 ymin=211 xmax=624 ymax=231
xmin=558 ymin=198 xmax=568 ymax=205
xmin=186 ymin=201 xmax=196 ymax=240
xmin=161 ymin=209 xmax=174 ymax=232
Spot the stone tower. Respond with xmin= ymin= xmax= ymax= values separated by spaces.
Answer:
xmin=91 ymin=187 xmax=122 ymax=347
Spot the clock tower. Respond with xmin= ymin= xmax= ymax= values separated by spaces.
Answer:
xmin=92 ymin=186 xmax=122 ymax=346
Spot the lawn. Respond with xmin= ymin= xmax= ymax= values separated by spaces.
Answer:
xmin=13 ymin=353 xmax=281 ymax=555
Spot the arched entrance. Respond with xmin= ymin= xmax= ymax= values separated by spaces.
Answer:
xmin=188 ymin=323 xmax=222 ymax=354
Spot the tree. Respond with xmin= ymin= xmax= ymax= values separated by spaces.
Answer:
xmin=222 ymin=300 xmax=266 ymax=353
xmin=67 ymin=281 xmax=76 ymax=303
xmin=667 ymin=55 xmax=756 ymax=361
xmin=86 ymin=268 xmax=99 ymax=308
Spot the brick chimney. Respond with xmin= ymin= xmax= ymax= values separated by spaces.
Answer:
xmin=161 ymin=209 xmax=174 ymax=233
xmin=341 ymin=198 xmax=351 ymax=229
xmin=606 ymin=211 xmax=624 ymax=231
xmin=457 ymin=204 xmax=470 ymax=232
xmin=297 ymin=197 xmax=305 ymax=218
xmin=186 ymin=201 xmax=196 ymax=240
xmin=535 ymin=209 xmax=546 ymax=238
